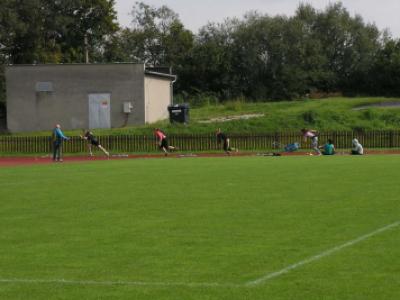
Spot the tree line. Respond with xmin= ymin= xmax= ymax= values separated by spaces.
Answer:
xmin=1 ymin=0 xmax=400 ymax=107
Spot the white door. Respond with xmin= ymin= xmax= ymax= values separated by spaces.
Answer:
xmin=88 ymin=93 xmax=111 ymax=129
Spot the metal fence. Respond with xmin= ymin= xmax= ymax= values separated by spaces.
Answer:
xmin=0 ymin=131 xmax=400 ymax=153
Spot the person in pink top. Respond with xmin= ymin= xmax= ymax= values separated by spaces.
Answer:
xmin=154 ymin=128 xmax=177 ymax=155
xmin=301 ymin=128 xmax=321 ymax=155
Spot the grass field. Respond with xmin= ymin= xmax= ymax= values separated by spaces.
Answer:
xmin=0 ymin=156 xmax=399 ymax=299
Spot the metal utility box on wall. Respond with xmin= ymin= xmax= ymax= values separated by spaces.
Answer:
xmin=5 ymin=63 xmax=176 ymax=132
xmin=168 ymin=103 xmax=190 ymax=124
xmin=123 ymin=102 xmax=133 ymax=113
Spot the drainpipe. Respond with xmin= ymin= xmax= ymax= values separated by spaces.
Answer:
xmin=84 ymin=34 xmax=89 ymax=63
xmin=170 ymin=75 xmax=177 ymax=105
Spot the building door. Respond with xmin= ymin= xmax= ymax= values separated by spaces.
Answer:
xmin=88 ymin=93 xmax=111 ymax=129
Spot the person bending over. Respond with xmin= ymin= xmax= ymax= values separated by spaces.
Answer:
xmin=301 ymin=128 xmax=321 ymax=156
xmin=154 ymin=128 xmax=177 ymax=156
xmin=216 ymin=128 xmax=238 ymax=155
xmin=80 ymin=130 xmax=110 ymax=157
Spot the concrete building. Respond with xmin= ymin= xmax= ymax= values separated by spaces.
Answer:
xmin=5 ymin=63 xmax=176 ymax=132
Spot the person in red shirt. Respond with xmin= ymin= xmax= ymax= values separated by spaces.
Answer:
xmin=154 ymin=128 xmax=177 ymax=155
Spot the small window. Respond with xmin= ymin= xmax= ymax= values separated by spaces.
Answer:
xmin=35 ymin=82 xmax=54 ymax=92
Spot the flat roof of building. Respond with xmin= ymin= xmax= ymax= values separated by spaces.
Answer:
xmin=6 ymin=63 xmax=177 ymax=80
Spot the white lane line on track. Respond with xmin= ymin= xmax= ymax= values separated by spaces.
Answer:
xmin=246 ymin=221 xmax=400 ymax=286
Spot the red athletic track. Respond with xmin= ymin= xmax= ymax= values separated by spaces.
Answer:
xmin=0 ymin=150 xmax=399 ymax=167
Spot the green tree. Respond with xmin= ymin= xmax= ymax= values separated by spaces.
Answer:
xmin=108 ymin=2 xmax=194 ymax=65
xmin=110 ymin=1 xmax=194 ymax=96
xmin=312 ymin=3 xmax=380 ymax=93
xmin=47 ymin=0 xmax=119 ymax=63
xmin=163 ymin=20 xmax=194 ymax=92
xmin=0 ymin=0 xmax=118 ymax=109
xmin=369 ymin=39 xmax=400 ymax=96
xmin=126 ymin=1 xmax=181 ymax=66
xmin=0 ymin=0 xmax=45 ymax=63
xmin=291 ymin=4 xmax=334 ymax=93
xmin=187 ymin=20 xmax=238 ymax=99
xmin=0 ymin=0 xmax=118 ymax=64
xmin=1 ymin=0 xmax=397 ymax=105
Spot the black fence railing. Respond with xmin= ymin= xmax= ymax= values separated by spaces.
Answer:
xmin=0 ymin=131 xmax=400 ymax=153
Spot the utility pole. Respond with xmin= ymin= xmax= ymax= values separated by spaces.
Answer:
xmin=84 ymin=34 xmax=89 ymax=63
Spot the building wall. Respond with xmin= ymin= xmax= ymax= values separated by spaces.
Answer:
xmin=144 ymin=75 xmax=171 ymax=124
xmin=6 ymin=64 xmax=147 ymax=132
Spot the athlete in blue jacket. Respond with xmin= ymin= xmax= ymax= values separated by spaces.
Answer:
xmin=52 ymin=124 xmax=69 ymax=162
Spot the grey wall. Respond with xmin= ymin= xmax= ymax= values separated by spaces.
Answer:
xmin=6 ymin=64 xmax=147 ymax=132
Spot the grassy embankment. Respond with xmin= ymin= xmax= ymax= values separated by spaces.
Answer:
xmin=7 ymin=97 xmax=400 ymax=137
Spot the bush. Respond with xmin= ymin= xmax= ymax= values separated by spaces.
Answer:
xmin=224 ymin=98 xmax=245 ymax=112
xmin=302 ymin=110 xmax=317 ymax=124
xmin=362 ymin=109 xmax=378 ymax=121
xmin=179 ymin=92 xmax=220 ymax=108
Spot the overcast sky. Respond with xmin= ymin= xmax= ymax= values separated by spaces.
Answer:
xmin=115 ymin=0 xmax=400 ymax=38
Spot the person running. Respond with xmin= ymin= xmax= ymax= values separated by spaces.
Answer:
xmin=351 ymin=138 xmax=364 ymax=155
xmin=216 ymin=128 xmax=238 ymax=155
xmin=301 ymin=128 xmax=321 ymax=155
xmin=80 ymin=130 xmax=110 ymax=157
xmin=320 ymin=139 xmax=335 ymax=155
xmin=52 ymin=124 xmax=70 ymax=162
xmin=154 ymin=128 xmax=177 ymax=155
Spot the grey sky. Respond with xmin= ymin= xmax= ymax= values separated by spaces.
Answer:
xmin=115 ymin=0 xmax=400 ymax=38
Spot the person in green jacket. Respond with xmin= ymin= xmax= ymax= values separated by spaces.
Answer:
xmin=320 ymin=139 xmax=335 ymax=155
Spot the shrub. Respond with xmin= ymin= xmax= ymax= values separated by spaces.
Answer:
xmin=302 ymin=110 xmax=317 ymax=124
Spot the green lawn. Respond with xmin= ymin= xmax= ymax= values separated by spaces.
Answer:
xmin=0 ymin=156 xmax=399 ymax=299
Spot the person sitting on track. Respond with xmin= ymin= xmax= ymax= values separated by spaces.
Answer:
xmin=80 ymin=130 xmax=110 ymax=157
xmin=320 ymin=139 xmax=335 ymax=155
xmin=351 ymin=138 xmax=364 ymax=155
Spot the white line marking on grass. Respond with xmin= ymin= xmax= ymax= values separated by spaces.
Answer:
xmin=1 ymin=222 xmax=398 ymax=289
xmin=0 ymin=278 xmax=241 ymax=288
xmin=246 ymin=221 xmax=400 ymax=287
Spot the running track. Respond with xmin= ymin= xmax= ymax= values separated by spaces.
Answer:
xmin=0 ymin=150 xmax=399 ymax=167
